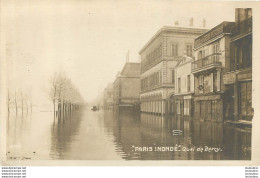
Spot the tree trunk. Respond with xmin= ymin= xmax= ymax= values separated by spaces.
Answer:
xmin=53 ymin=99 xmax=55 ymax=119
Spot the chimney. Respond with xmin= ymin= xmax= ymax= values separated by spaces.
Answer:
xmin=203 ymin=19 xmax=206 ymax=28
xmin=189 ymin=18 xmax=194 ymax=27
xmin=174 ymin=21 xmax=179 ymax=26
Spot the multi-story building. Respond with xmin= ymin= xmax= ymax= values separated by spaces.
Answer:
xmin=103 ymin=83 xmax=114 ymax=110
xmin=173 ymin=55 xmax=195 ymax=119
xmin=113 ymin=62 xmax=141 ymax=109
xmin=192 ymin=21 xmax=235 ymax=122
xmin=139 ymin=26 xmax=207 ymax=115
xmin=223 ymin=8 xmax=253 ymax=121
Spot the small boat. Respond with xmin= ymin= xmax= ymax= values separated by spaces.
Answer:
xmin=91 ymin=106 xmax=99 ymax=111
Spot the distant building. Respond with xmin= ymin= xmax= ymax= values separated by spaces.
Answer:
xmin=103 ymin=83 xmax=114 ymax=110
xmin=223 ymin=8 xmax=253 ymax=121
xmin=139 ymin=26 xmax=207 ymax=115
xmin=192 ymin=21 xmax=235 ymax=122
xmin=113 ymin=62 xmax=141 ymax=109
xmin=173 ymin=55 xmax=194 ymax=118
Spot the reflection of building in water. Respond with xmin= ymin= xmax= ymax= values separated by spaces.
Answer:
xmin=115 ymin=111 xmax=142 ymax=160
xmin=102 ymin=110 xmax=251 ymax=160
xmin=172 ymin=55 xmax=195 ymax=118
xmin=223 ymin=8 xmax=253 ymax=121
xmin=103 ymin=83 xmax=114 ymax=110
xmin=139 ymin=26 xmax=207 ymax=115
xmin=192 ymin=21 xmax=235 ymax=122
xmin=222 ymin=126 xmax=251 ymax=160
xmin=113 ymin=62 xmax=141 ymax=110
xmin=191 ymin=120 xmax=224 ymax=160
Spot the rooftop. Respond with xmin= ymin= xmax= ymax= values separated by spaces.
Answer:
xmin=139 ymin=26 xmax=208 ymax=54
xmin=194 ymin=21 xmax=235 ymax=49
xmin=120 ymin=62 xmax=141 ymax=77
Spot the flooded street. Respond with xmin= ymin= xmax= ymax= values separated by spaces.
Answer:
xmin=6 ymin=107 xmax=251 ymax=160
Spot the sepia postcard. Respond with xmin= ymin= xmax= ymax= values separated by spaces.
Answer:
xmin=1 ymin=0 xmax=260 ymax=166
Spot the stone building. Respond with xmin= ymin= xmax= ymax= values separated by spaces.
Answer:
xmin=139 ymin=26 xmax=207 ymax=115
xmin=113 ymin=62 xmax=141 ymax=109
xmin=103 ymin=83 xmax=114 ymax=110
xmin=192 ymin=21 xmax=235 ymax=122
xmin=173 ymin=55 xmax=194 ymax=119
xmin=223 ymin=8 xmax=253 ymax=121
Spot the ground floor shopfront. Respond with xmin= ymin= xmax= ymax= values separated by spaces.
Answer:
xmin=140 ymin=93 xmax=164 ymax=114
xmin=140 ymin=83 xmax=253 ymax=122
xmin=223 ymin=68 xmax=253 ymax=121
xmin=194 ymin=94 xmax=223 ymax=122
xmin=140 ymin=87 xmax=174 ymax=115
xmin=225 ymin=81 xmax=253 ymax=121
xmin=140 ymin=92 xmax=195 ymax=118
xmin=173 ymin=94 xmax=194 ymax=119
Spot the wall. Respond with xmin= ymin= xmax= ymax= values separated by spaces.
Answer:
xmin=165 ymin=34 xmax=199 ymax=58
xmin=121 ymin=77 xmax=140 ymax=99
xmin=175 ymin=60 xmax=194 ymax=95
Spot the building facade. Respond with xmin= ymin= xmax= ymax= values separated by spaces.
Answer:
xmin=140 ymin=26 xmax=207 ymax=115
xmin=192 ymin=21 xmax=235 ymax=122
xmin=173 ymin=55 xmax=195 ymax=119
xmin=113 ymin=62 xmax=141 ymax=109
xmin=103 ymin=83 xmax=114 ymax=110
xmin=223 ymin=8 xmax=253 ymax=121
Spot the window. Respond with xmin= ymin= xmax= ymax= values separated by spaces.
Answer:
xmin=187 ymin=75 xmax=191 ymax=92
xmin=204 ymin=47 xmax=209 ymax=57
xmin=212 ymin=43 xmax=220 ymax=61
xmin=236 ymin=37 xmax=252 ymax=70
xmin=172 ymin=70 xmax=175 ymax=87
xmin=212 ymin=43 xmax=219 ymax=53
xmin=239 ymin=81 xmax=253 ymax=120
xmin=178 ymin=77 xmax=181 ymax=93
xmin=198 ymin=50 xmax=202 ymax=59
xmin=184 ymin=100 xmax=190 ymax=115
xmin=176 ymin=100 xmax=181 ymax=115
xmin=198 ymin=75 xmax=204 ymax=93
xmin=159 ymin=71 xmax=162 ymax=84
xmin=186 ymin=44 xmax=193 ymax=57
xmin=213 ymin=72 xmax=217 ymax=92
xmin=172 ymin=43 xmax=178 ymax=57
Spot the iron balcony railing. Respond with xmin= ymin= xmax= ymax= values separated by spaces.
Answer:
xmin=192 ymin=53 xmax=222 ymax=72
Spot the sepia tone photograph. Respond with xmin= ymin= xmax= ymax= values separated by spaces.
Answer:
xmin=1 ymin=0 xmax=260 ymax=166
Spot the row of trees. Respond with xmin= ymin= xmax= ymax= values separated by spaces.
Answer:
xmin=7 ymin=89 xmax=32 ymax=115
xmin=49 ymin=72 xmax=84 ymax=118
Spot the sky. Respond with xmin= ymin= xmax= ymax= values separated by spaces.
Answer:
xmin=3 ymin=0 xmax=239 ymax=105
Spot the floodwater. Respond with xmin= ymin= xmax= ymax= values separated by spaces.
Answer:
xmin=6 ymin=107 xmax=251 ymax=160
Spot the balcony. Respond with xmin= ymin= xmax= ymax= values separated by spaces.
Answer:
xmin=191 ymin=53 xmax=222 ymax=74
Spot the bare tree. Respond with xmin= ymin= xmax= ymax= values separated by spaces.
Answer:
xmin=30 ymin=101 xmax=32 ymax=113
xmin=20 ymin=91 xmax=24 ymax=115
xmin=7 ymin=89 xmax=11 ymax=113
xmin=49 ymin=72 xmax=84 ymax=119
xmin=49 ymin=72 xmax=59 ymax=118
xmin=14 ymin=90 xmax=18 ymax=114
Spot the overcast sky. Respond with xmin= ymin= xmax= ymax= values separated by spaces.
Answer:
xmin=4 ymin=0 xmax=240 ymax=105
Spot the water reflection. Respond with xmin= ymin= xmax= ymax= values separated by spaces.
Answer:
xmin=6 ymin=108 xmax=251 ymax=160
xmin=103 ymin=110 xmax=251 ymax=160
xmin=50 ymin=111 xmax=83 ymax=159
